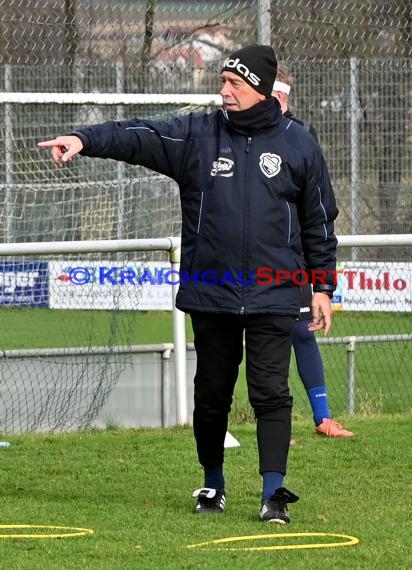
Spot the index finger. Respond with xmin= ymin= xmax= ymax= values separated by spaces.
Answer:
xmin=37 ymin=139 xmax=61 ymax=147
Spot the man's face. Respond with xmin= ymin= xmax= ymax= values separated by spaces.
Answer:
xmin=220 ymin=71 xmax=265 ymax=111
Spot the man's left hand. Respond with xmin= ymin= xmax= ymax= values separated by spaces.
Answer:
xmin=308 ymin=292 xmax=333 ymax=335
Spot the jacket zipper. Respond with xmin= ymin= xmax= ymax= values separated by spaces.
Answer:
xmin=240 ymin=136 xmax=252 ymax=314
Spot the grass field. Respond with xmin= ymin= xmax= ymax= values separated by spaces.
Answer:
xmin=0 ymin=309 xmax=411 ymax=567
xmin=1 ymin=307 xmax=411 ymax=349
xmin=1 ymin=417 xmax=411 ymax=569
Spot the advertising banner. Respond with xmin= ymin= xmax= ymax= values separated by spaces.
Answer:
xmin=48 ymin=260 xmax=412 ymax=313
xmin=0 ymin=261 xmax=48 ymax=306
xmin=340 ymin=262 xmax=411 ymax=312
xmin=331 ymin=261 xmax=344 ymax=310
xmin=49 ymin=261 xmax=173 ymax=311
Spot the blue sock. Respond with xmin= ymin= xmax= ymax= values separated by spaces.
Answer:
xmin=262 ymin=471 xmax=284 ymax=503
xmin=307 ymin=386 xmax=331 ymax=426
xmin=204 ymin=465 xmax=225 ymax=490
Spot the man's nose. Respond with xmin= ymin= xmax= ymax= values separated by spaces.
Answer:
xmin=220 ymin=83 xmax=232 ymax=97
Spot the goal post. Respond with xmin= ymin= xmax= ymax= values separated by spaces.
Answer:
xmin=0 ymin=91 xmax=222 ymax=432
xmin=0 ymin=93 xmax=222 ymax=105
xmin=0 ymin=91 xmax=221 ymax=247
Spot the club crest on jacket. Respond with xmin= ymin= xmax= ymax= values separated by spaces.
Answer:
xmin=259 ymin=152 xmax=282 ymax=178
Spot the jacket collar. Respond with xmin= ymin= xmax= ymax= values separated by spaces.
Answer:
xmin=221 ymin=97 xmax=282 ymax=135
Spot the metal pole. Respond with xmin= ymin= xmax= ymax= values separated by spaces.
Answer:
xmin=337 ymin=234 xmax=412 ymax=247
xmin=350 ymin=57 xmax=361 ymax=261
xmin=0 ymin=234 xmax=411 ymax=257
xmin=0 ymin=93 xmax=223 ymax=105
xmin=5 ymin=64 xmax=13 ymax=243
xmin=257 ymin=0 xmax=271 ymax=44
xmin=170 ymin=245 xmax=188 ymax=425
xmin=116 ymin=59 xmax=126 ymax=240
xmin=347 ymin=337 xmax=356 ymax=415
xmin=0 ymin=237 xmax=181 ymax=256
xmin=161 ymin=347 xmax=172 ymax=428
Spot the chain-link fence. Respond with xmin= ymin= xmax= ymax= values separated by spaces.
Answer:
xmin=0 ymin=2 xmax=411 ymax=426
xmin=1 ymin=0 xmax=411 ymax=247
xmin=1 ymin=1 xmax=411 ymax=66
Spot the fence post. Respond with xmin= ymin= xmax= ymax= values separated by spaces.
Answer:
xmin=257 ymin=0 xmax=271 ymax=44
xmin=170 ymin=245 xmax=188 ymax=424
xmin=347 ymin=337 xmax=357 ymax=415
xmin=349 ymin=57 xmax=362 ymax=261
xmin=5 ymin=64 xmax=13 ymax=243
xmin=161 ymin=347 xmax=172 ymax=427
xmin=116 ymin=59 xmax=126 ymax=240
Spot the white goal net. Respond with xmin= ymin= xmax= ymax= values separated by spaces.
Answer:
xmin=0 ymin=92 xmax=220 ymax=244
xmin=0 ymin=92 xmax=219 ymax=432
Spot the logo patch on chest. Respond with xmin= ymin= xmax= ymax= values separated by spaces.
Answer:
xmin=211 ymin=157 xmax=234 ymax=177
xmin=259 ymin=153 xmax=282 ymax=178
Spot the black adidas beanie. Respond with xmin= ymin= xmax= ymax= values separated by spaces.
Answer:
xmin=221 ymin=44 xmax=277 ymax=98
